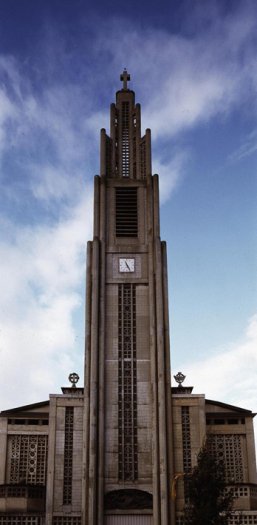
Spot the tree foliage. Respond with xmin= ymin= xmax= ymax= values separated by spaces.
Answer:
xmin=184 ymin=444 xmax=234 ymax=525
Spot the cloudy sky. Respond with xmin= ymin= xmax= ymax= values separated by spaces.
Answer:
xmin=0 ymin=0 xmax=256 ymax=427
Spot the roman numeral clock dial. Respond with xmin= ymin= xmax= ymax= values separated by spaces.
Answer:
xmin=119 ymin=258 xmax=135 ymax=273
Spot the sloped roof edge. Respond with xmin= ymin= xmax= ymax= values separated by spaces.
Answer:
xmin=0 ymin=400 xmax=49 ymax=416
xmin=206 ymin=398 xmax=256 ymax=416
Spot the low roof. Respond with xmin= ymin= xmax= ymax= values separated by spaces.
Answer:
xmin=0 ymin=400 xmax=49 ymax=418
xmin=206 ymin=399 xmax=256 ymax=417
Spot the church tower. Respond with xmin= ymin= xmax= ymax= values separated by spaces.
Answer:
xmin=0 ymin=72 xmax=256 ymax=525
xmin=83 ymin=71 xmax=174 ymax=524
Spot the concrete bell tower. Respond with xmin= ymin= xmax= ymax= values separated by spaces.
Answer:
xmin=83 ymin=71 xmax=174 ymax=524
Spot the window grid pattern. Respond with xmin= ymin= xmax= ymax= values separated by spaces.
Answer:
xmin=207 ymin=434 xmax=244 ymax=483
xmin=0 ymin=486 xmax=45 ymax=498
xmin=7 ymin=435 xmax=47 ymax=485
xmin=181 ymin=406 xmax=192 ymax=499
xmin=176 ymin=511 xmax=257 ymax=525
xmin=176 ymin=516 xmax=257 ymax=525
xmin=63 ymin=407 xmax=74 ymax=505
xmin=229 ymin=516 xmax=257 ymax=524
xmin=53 ymin=518 xmax=81 ymax=525
xmin=228 ymin=485 xmax=249 ymax=498
xmin=118 ymin=284 xmax=138 ymax=481
xmin=121 ymin=101 xmax=130 ymax=177
xmin=0 ymin=518 xmax=43 ymax=525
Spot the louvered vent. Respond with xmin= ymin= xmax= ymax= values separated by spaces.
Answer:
xmin=116 ymin=187 xmax=138 ymax=237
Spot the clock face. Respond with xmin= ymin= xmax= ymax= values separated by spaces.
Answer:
xmin=119 ymin=258 xmax=135 ymax=273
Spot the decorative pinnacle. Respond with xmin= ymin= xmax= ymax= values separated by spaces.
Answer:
xmin=120 ymin=68 xmax=130 ymax=90
xmin=174 ymin=371 xmax=186 ymax=387
xmin=68 ymin=372 xmax=79 ymax=388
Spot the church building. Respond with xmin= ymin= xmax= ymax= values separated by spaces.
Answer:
xmin=0 ymin=72 xmax=256 ymax=525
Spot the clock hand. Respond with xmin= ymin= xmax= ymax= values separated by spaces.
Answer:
xmin=125 ymin=261 xmax=130 ymax=270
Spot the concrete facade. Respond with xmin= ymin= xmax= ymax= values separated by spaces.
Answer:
xmin=0 ymin=390 xmax=256 ymax=524
xmin=0 ymin=73 xmax=256 ymax=525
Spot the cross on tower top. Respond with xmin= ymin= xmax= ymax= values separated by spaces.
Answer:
xmin=120 ymin=69 xmax=130 ymax=90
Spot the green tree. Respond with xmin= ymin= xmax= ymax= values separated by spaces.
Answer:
xmin=184 ymin=444 xmax=234 ymax=525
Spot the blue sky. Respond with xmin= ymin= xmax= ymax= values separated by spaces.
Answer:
xmin=0 ymin=0 xmax=256 ymax=418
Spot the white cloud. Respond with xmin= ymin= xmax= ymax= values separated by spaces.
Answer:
xmin=153 ymin=150 xmax=189 ymax=204
xmin=0 ymin=56 xmax=98 ymax=208
xmin=90 ymin=5 xmax=257 ymax=142
xmin=180 ymin=312 xmax=257 ymax=413
xmin=0 ymin=190 xmax=93 ymax=409
xmin=0 ymin=4 xmax=257 ymax=207
xmin=179 ymin=313 xmax=257 ymax=451
xmin=228 ymin=129 xmax=257 ymax=163
xmin=0 ymin=89 xmax=17 ymax=154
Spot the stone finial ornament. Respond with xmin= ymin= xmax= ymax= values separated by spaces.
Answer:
xmin=174 ymin=371 xmax=186 ymax=387
xmin=68 ymin=372 xmax=79 ymax=388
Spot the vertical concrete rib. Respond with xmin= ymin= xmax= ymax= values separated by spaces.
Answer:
xmin=88 ymin=238 xmax=100 ymax=524
xmin=153 ymin=175 xmax=169 ymax=524
xmin=93 ymin=176 xmax=100 ymax=239
xmin=162 ymin=240 xmax=175 ymax=523
xmin=153 ymin=175 xmax=160 ymax=238
xmin=110 ymin=103 xmax=116 ymax=177
xmin=147 ymin=178 xmax=160 ymax=523
xmin=135 ymin=103 xmax=141 ymax=180
xmin=82 ymin=241 xmax=92 ymax=525
xmin=98 ymin=178 xmax=106 ymax=524
xmin=45 ymin=397 xmax=57 ymax=525
xmin=0 ymin=418 xmax=7 ymax=485
xmin=100 ymin=129 xmax=107 ymax=178
xmin=145 ymin=128 xmax=152 ymax=179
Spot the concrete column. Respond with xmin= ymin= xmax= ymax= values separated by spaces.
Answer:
xmin=155 ymin=237 xmax=169 ymax=525
xmin=82 ymin=241 xmax=92 ymax=525
xmin=46 ymin=397 xmax=57 ymax=525
xmin=145 ymin=128 xmax=152 ymax=180
xmin=0 ymin=418 xmax=8 ymax=484
xmin=88 ymin=238 xmax=100 ymax=524
xmin=162 ymin=240 xmax=175 ymax=523
xmin=100 ymin=129 xmax=107 ymax=177
xmin=147 ymin=178 xmax=160 ymax=523
xmin=93 ymin=176 xmax=100 ymax=238
xmin=135 ymin=103 xmax=141 ymax=180
xmin=110 ymin=103 xmax=116 ymax=177
xmin=153 ymin=175 xmax=160 ymax=238
xmin=245 ymin=417 xmax=257 ymax=483
xmin=153 ymin=175 xmax=169 ymax=524
xmin=98 ymin=178 xmax=106 ymax=524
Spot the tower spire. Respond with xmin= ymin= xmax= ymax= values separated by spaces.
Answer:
xmin=120 ymin=68 xmax=130 ymax=90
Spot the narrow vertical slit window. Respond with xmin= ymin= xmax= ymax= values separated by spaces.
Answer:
xmin=118 ymin=284 xmax=137 ymax=481
xmin=181 ymin=406 xmax=192 ymax=499
xmin=122 ymin=101 xmax=130 ymax=177
xmin=63 ymin=407 xmax=74 ymax=505
xmin=140 ymin=138 xmax=146 ymax=179
xmin=105 ymin=136 xmax=112 ymax=178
